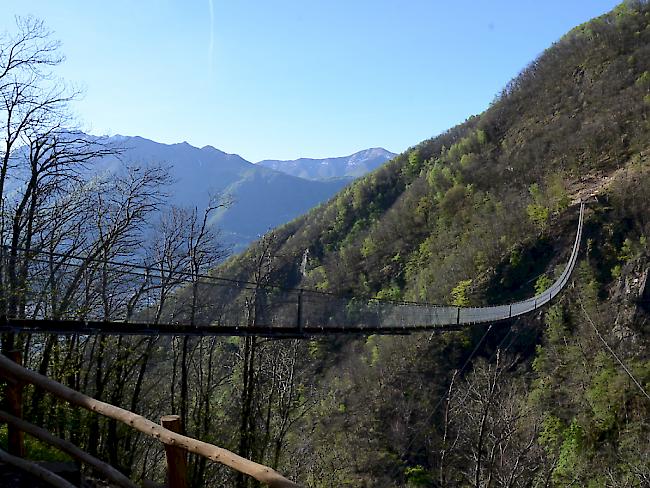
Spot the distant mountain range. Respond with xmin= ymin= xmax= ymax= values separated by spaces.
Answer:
xmin=257 ymin=147 xmax=396 ymax=180
xmin=91 ymin=135 xmax=395 ymax=251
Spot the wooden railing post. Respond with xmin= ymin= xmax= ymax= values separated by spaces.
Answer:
xmin=6 ymin=350 xmax=24 ymax=458
xmin=161 ymin=415 xmax=188 ymax=488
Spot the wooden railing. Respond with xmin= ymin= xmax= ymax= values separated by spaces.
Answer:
xmin=0 ymin=353 xmax=301 ymax=488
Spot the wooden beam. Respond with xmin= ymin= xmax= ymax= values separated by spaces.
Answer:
xmin=161 ymin=415 xmax=188 ymax=488
xmin=0 ymin=409 xmax=137 ymax=488
xmin=0 ymin=447 xmax=75 ymax=488
xmin=0 ymin=353 xmax=302 ymax=488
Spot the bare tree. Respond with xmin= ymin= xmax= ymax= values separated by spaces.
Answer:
xmin=0 ymin=17 xmax=119 ymax=352
xmin=447 ymin=351 xmax=543 ymax=488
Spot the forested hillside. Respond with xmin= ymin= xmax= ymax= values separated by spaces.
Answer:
xmin=3 ymin=2 xmax=650 ymax=487
xmin=214 ymin=2 xmax=650 ymax=486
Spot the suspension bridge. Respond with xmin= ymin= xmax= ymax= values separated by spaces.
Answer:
xmin=0 ymin=203 xmax=585 ymax=488
xmin=0 ymin=203 xmax=584 ymax=338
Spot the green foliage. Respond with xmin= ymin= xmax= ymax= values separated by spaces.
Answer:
xmin=553 ymin=420 xmax=585 ymax=484
xmin=547 ymin=174 xmax=571 ymax=213
xmin=306 ymin=265 xmax=329 ymax=291
xmin=375 ymin=283 xmax=402 ymax=301
xmin=473 ymin=250 xmax=488 ymax=272
xmin=509 ymin=249 xmax=522 ymax=267
xmin=404 ymin=465 xmax=433 ymax=487
xmin=610 ymin=235 xmax=645 ymax=280
xmin=403 ymin=149 xmax=423 ymax=179
xmin=459 ymin=152 xmax=478 ymax=168
xmin=476 ymin=129 xmax=488 ymax=145
xmin=587 ymin=354 xmax=621 ymax=432
xmin=538 ymin=414 xmax=564 ymax=451
xmin=535 ymin=274 xmax=553 ymax=294
xmin=446 ymin=137 xmax=471 ymax=162
xmin=414 ymin=196 xmax=433 ymax=224
xmin=619 ymin=237 xmax=634 ymax=261
xmin=544 ymin=304 xmax=567 ymax=344
xmin=446 ymin=129 xmax=487 ymax=165
xmin=527 ymin=203 xmax=550 ymax=229
xmin=426 ymin=163 xmax=453 ymax=194
xmin=333 ymin=193 xmax=351 ymax=233
xmin=308 ymin=340 xmax=323 ymax=359
xmin=450 ymin=279 xmax=472 ymax=306
xmin=360 ymin=236 xmax=377 ymax=258
xmin=527 ymin=183 xmax=550 ymax=229
xmin=531 ymin=345 xmax=547 ymax=374
xmin=526 ymin=174 xmax=570 ymax=230
xmin=613 ymin=1 xmax=634 ymax=18
xmin=0 ymin=426 xmax=72 ymax=462
xmin=440 ymin=184 xmax=468 ymax=217
xmin=365 ymin=335 xmax=382 ymax=367
xmin=635 ymin=70 xmax=650 ymax=88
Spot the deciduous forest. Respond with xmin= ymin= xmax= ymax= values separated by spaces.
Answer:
xmin=1 ymin=1 xmax=650 ymax=487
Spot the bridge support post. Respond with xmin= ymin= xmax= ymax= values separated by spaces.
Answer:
xmin=296 ymin=290 xmax=304 ymax=334
xmin=161 ymin=415 xmax=188 ymax=488
xmin=6 ymin=350 xmax=25 ymax=458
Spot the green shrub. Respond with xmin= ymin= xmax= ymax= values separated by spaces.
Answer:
xmin=635 ymin=70 xmax=650 ymax=88
xmin=535 ymin=274 xmax=553 ymax=294
xmin=450 ymin=279 xmax=472 ymax=306
xmin=527 ymin=203 xmax=550 ymax=229
xmin=553 ymin=420 xmax=585 ymax=484
xmin=0 ymin=425 xmax=72 ymax=462
xmin=405 ymin=465 xmax=433 ymax=486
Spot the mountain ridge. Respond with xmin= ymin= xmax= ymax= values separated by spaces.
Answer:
xmin=257 ymin=147 xmax=396 ymax=180
xmin=85 ymin=134 xmax=387 ymax=250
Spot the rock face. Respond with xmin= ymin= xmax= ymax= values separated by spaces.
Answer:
xmin=610 ymin=255 xmax=649 ymax=347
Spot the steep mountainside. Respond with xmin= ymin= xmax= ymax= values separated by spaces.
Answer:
xmin=214 ymin=3 xmax=650 ymax=486
xmin=257 ymin=147 xmax=396 ymax=180
xmin=90 ymin=135 xmax=350 ymax=250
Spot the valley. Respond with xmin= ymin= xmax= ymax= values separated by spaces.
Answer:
xmin=0 ymin=2 xmax=649 ymax=488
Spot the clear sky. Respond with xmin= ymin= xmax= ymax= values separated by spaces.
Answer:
xmin=2 ymin=1 xmax=621 ymax=162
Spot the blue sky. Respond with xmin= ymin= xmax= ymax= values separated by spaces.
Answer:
xmin=2 ymin=1 xmax=621 ymax=162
